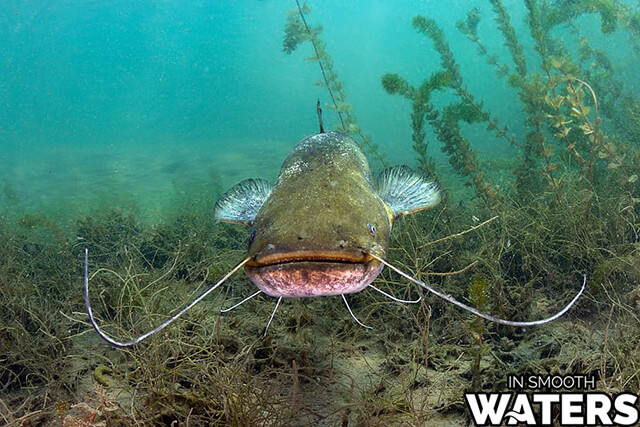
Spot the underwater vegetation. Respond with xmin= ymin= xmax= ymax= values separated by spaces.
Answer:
xmin=1 ymin=0 xmax=640 ymax=425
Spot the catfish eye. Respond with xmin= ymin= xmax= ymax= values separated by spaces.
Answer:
xmin=249 ymin=229 xmax=257 ymax=244
xmin=367 ymin=223 xmax=377 ymax=237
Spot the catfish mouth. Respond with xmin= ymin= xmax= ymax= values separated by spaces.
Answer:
xmin=248 ymin=250 xmax=371 ymax=267
xmin=245 ymin=250 xmax=382 ymax=298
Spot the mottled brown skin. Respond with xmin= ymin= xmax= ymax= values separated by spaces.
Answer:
xmin=246 ymin=131 xmax=394 ymax=297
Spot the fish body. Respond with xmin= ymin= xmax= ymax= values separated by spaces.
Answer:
xmin=214 ymin=131 xmax=441 ymax=298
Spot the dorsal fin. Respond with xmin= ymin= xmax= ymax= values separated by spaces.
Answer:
xmin=376 ymin=165 xmax=441 ymax=218
xmin=317 ymin=99 xmax=324 ymax=133
xmin=213 ymin=178 xmax=273 ymax=225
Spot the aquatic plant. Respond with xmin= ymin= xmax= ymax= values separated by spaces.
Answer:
xmin=283 ymin=0 xmax=388 ymax=168
xmin=389 ymin=0 xmax=639 ymax=217
xmin=468 ymin=276 xmax=489 ymax=391
xmin=0 ymin=215 xmax=79 ymax=424
xmin=456 ymin=8 xmax=510 ymax=79
xmin=489 ymin=0 xmax=527 ymax=79
xmin=381 ymin=70 xmax=452 ymax=176
xmin=385 ymin=1 xmax=639 ymax=214
xmin=383 ymin=16 xmax=516 ymax=207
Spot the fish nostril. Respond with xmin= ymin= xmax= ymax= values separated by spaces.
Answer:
xmin=337 ymin=240 xmax=346 ymax=249
xmin=298 ymin=235 xmax=303 ymax=240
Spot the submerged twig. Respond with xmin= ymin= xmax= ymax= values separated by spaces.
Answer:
xmin=421 ymin=216 xmax=498 ymax=248
xmin=424 ymin=260 xmax=477 ymax=277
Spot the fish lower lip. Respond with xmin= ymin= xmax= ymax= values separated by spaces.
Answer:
xmin=245 ymin=259 xmax=383 ymax=298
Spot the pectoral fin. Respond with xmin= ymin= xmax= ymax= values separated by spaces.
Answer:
xmin=214 ymin=178 xmax=273 ymax=225
xmin=376 ymin=165 xmax=441 ymax=218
